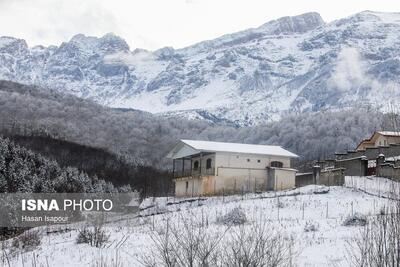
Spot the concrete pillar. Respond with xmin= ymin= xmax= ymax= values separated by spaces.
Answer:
xmin=313 ymin=166 xmax=321 ymax=185
xmin=361 ymin=156 xmax=368 ymax=176
xmin=376 ymin=154 xmax=385 ymax=177
xmin=182 ymin=158 xmax=185 ymax=176
xmin=172 ymin=159 xmax=175 ymax=178
xmin=266 ymin=167 xmax=275 ymax=191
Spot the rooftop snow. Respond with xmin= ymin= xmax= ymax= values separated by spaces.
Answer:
xmin=377 ymin=131 xmax=400 ymax=136
xmin=176 ymin=139 xmax=298 ymax=158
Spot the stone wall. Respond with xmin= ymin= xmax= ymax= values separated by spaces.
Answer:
xmin=319 ymin=168 xmax=345 ymax=186
xmin=295 ymin=166 xmax=345 ymax=187
xmin=334 ymin=157 xmax=368 ymax=176
xmin=377 ymin=164 xmax=400 ymax=182
xmin=336 ymin=144 xmax=400 ymax=160
xmin=376 ymin=154 xmax=400 ymax=182
xmin=295 ymin=172 xmax=313 ymax=187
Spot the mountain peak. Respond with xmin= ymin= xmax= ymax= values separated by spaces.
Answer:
xmin=69 ymin=33 xmax=130 ymax=54
xmin=335 ymin=10 xmax=400 ymax=25
xmin=0 ymin=36 xmax=28 ymax=55
xmin=259 ymin=12 xmax=325 ymax=34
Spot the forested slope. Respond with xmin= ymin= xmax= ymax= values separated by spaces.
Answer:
xmin=0 ymin=80 xmax=396 ymax=167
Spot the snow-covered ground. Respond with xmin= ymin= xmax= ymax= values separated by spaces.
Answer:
xmin=1 ymin=177 xmax=398 ymax=267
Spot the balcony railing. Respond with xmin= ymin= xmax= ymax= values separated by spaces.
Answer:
xmin=174 ymin=167 xmax=215 ymax=178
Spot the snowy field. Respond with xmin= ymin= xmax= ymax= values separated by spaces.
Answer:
xmin=1 ymin=176 xmax=398 ymax=267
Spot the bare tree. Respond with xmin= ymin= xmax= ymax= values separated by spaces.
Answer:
xmin=347 ymin=196 xmax=400 ymax=266
xmin=140 ymin=215 xmax=294 ymax=267
xmin=220 ymin=223 xmax=294 ymax=267
xmin=140 ymin=214 xmax=227 ymax=267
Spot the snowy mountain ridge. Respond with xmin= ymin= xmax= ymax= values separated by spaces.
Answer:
xmin=1 ymin=11 xmax=400 ymax=125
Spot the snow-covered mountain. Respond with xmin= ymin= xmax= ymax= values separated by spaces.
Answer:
xmin=1 ymin=11 xmax=400 ymax=125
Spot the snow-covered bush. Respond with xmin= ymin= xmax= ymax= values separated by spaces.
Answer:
xmin=276 ymin=200 xmax=285 ymax=209
xmin=11 ymin=230 xmax=41 ymax=251
xmin=216 ymin=207 xmax=247 ymax=225
xmin=221 ymin=223 xmax=294 ymax=267
xmin=304 ymin=221 xmax=319 ymax=232
xmin=342 ymin=213 xmax=367 ymax=227
xmin=76 ymin=226 xmax=110 ymax=248
xmin=77 ymin=214 xmax=110 ymax=248
xmin=141 ymin=215 xmax=223 ymax=266
xmin=142 ymin=215 xmax=293 ymax=267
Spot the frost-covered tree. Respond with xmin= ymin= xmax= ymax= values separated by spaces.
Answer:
xmin=0 ymin=136 xmax=119 ymax=193
xmin=0 ymin=80 xmax=396 ymax=168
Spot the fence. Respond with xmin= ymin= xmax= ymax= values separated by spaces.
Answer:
xmin=335 ymin=143 xmax=400 ymax=160
xmin=295 ymin=167 xmax=345 ymax=187
xmin=334 ymin=157 xmax=368 ymax=176
xmin=141 ymin=177 xmax=399 ymax=222
xmin=174 ymin=167 xmax=215 ymax=178
xmin=344 ymin=176 xmax=400 ymax=200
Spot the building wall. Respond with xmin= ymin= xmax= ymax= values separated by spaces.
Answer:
xmin=375 ymin=155 xmax=400 ymax=182
xmin=217 ymin=168 xmax=267 ymax=193
xmin=274 ymin=168 xmax=296 ymax=190
xmin=190 ymin=154 xmax=216 ymax=173
xmin=174 ymin=152 xmax=296 ymax=197
xmin=357 ymin=135 xmax=400 ymax=151
xmin=295 ymin=173 xmax=314 ymax=187
xmin=357 ymin=142 xmax=374 ymax=151
xmin=175 ymin=177 xmax=202 ymax=197
xmin=377 ymin=164 xmax=400 ymax=182
xmin=215 ymin=152 xmax=291 ymax=169
xmin=319 ymin=168 xmax=345 ymax=186
xmin=214 ymin=152 xmax=293 ymax=193
xmin=295 ymin=167 xmax=345 ymax=187
xmin=375 ymin=135 xmax=400 ymax=147
xmin=335 ymin=157 xmax=368 ymax=176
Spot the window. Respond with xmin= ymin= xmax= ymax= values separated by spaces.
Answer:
xmin=257 ymin=159 xmax=261 ymax=163
xmin=247 ymin=159 xmax=250 ymax=162
xmin=206 ymin=158 xmax=212 ymax=169
xmin=193 ymin=161 xmax=199 ymax=170
xmin=271 ymin=161 xmax=283 ymax=168
xmin=185 ymin=181 xmax=189 ymax=189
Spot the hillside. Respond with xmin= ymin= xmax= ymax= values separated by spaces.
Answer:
xmin=0 ymin=80 xmax=396 ymax=165
xmin=6 ymin=135 xmax=171 ymax=193
xmin=1 ymin=11 xmax=400 ymax=125
xmin=2 ymin=177 xmax=398 ymax=266
xmin=0 ymin=136 xmax=116 ymax=193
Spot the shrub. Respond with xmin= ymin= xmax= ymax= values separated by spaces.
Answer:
xmin=221 ymin=223 xmax=294 ymax=267
xmin=11 ymin=230 xmax=41 ymax=251
xmin=216 ymin=207 xmax=247 ymax=226
xmin=76 ymin=226 xmax=110 ymax=248
xmin=141 ymin=215 xmax=294 ymax=267
xmin=304 ymin=221 xmax=319 ymax=232
xmin=347 ymin=200 xmax=400 ymax=266
xmin=343 ymin=213 xmax=367 ymax=227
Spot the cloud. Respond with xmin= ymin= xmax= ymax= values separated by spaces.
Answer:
xmin=328 ymin=46 xmax=400 ymax=108
xmin=328 ymin=47 xmax=367 ymax=91
xmin=103 ymin=50 xmax=156 ymax=66
xmin=0 ymin=0 xmax=120 ymax=47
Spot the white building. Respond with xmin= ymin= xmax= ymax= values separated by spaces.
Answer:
xmin=167 ymin=140 xmax=298 ymax=197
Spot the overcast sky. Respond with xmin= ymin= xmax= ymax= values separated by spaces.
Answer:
xmin=0 ymin=0 xmax=399 ymax=50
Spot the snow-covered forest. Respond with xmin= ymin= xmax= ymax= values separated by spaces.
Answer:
xmin=0 ymin=136 xmax=122 ymax=193
xmin=0 ymin=80 xmax=395 ymax=168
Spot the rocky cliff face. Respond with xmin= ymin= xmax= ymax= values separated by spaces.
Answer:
xmin=1 ymin=11 xmax=400 ymax=126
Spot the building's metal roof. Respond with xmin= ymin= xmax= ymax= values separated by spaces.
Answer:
xmin=166 ymin=139 xmax=298 ymax=159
